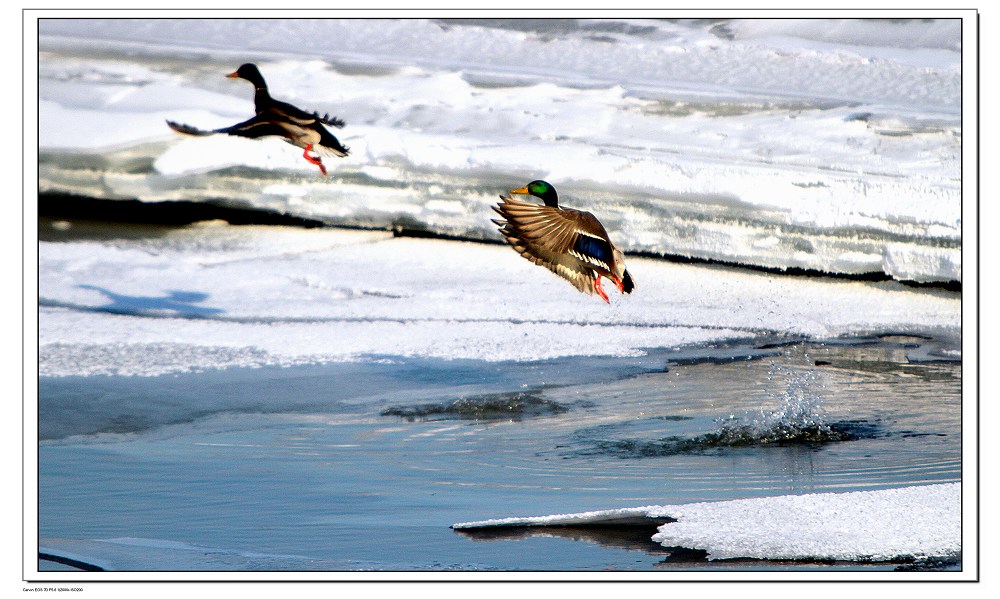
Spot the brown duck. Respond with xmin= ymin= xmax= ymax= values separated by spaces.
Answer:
xmin=492 ymin=180 xmax=635 ymax=303
xmin=166 ymin=63 xmax=349 ymax=175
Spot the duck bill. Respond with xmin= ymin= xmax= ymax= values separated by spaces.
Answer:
xmin=509 ymin=186 xmax=531 ymax=195
xmin=226 ymin=71 xmax=240 ymax=78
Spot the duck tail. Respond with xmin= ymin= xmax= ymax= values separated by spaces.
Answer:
xmin=327 ymin=144 xmax=350 ymax=158
xmin=621 ymin=269 xmax=635 ymax=294
xmin=316 ymin=128 xmax=350 ymax=157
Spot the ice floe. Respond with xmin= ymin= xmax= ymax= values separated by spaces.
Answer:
xmin=454 ymin=482 xmax=961 ymax=562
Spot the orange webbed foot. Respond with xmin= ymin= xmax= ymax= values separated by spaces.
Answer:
xmin=302 ymin=144 xmax=327 ymax=175
xmin=594 ymin=275 xmax=610 ymax=304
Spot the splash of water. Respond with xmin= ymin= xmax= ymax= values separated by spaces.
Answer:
xmin=584 ymin=355 xmax=884 ymax=458
xmin=709 ymin=361 xmax=846 ymax=446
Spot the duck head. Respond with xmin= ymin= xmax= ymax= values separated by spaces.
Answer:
xmin=510 ymin=180 xmax=559 ymax=208
xmin=227 ymin=63 xmax=267 ymax=89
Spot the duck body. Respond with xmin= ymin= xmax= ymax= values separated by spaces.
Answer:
xmin=166 ymin=63 xmax=348 ymax=175
xmin=492 ymin=180 xmax=634 ymax=303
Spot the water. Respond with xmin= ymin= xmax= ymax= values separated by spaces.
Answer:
xmin=38 ymin=339 xmax=960 ymax=571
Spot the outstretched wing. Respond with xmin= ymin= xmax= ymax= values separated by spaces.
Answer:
xmin=492 ymin=195 xmax=615 ymax=295
xmin=166 ymin=120 xmax=218 ymax=136
xmin=213 ymin=115 xmax=290 ymax=139
xmin=166 ymin=117 xmax=287 ymax=140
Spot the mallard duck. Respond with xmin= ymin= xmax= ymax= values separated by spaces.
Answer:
xmin=492 ymin=180 xmax=635 ymax=303
xmin=166 ymin=63 xmax=349 ymax=175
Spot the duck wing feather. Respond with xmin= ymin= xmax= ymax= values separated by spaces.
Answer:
xmin=493 ymin=195 xmax=622 ymax=296
xmin=167 ymin=116 xmax=288 ymax=140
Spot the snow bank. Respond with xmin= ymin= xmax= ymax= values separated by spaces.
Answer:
xmin=36 ymin=17 xmax=963 ymax=283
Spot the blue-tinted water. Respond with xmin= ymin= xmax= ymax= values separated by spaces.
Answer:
xmin=37 ymin=338 xmax=960 ymax=572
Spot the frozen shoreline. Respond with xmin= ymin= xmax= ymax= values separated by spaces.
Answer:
xmin=37 ymin=17 xmax=962 ymax=284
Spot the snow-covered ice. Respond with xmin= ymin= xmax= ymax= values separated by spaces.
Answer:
xmin=36 ymin=17 xmax=963 ymax=283
xmin=38 ymin=224 xmax=959 ymax=377
xmin=454 ymin=482 xmax=961 ymax=562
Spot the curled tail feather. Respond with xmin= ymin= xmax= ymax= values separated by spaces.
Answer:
xmin=315 ymin=113 xmax=346 ymax=128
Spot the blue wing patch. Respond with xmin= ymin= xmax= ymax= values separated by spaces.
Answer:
xmin=573 ymin=234 xmax=613 ymax=266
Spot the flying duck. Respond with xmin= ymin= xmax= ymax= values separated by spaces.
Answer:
xmin=492 ymin=180 xmax=635 ymax=303
xmin=166 ymin=63 xmax=349 ymax=175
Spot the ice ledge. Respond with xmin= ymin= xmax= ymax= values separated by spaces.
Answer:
xmin=454 ymin=483 xmax=960 ymax=562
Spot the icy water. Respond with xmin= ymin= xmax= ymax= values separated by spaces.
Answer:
xmin=38 ymin=339 xmax=960 ymax=572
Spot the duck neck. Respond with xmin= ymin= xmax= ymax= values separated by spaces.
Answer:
xmin=252 ymin=85 xmax=271 ymax=108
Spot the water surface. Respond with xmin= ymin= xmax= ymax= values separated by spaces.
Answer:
xmin=38 ymin=338 xmax=960 ymax=571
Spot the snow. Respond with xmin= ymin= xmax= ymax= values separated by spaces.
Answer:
xmin=454 ymin=483 xmax=961 ymax=562
xmin=36 ymin=17 xmax=963 ymax=283
xmin=38 ymin=224 xmax=959 ymax=377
